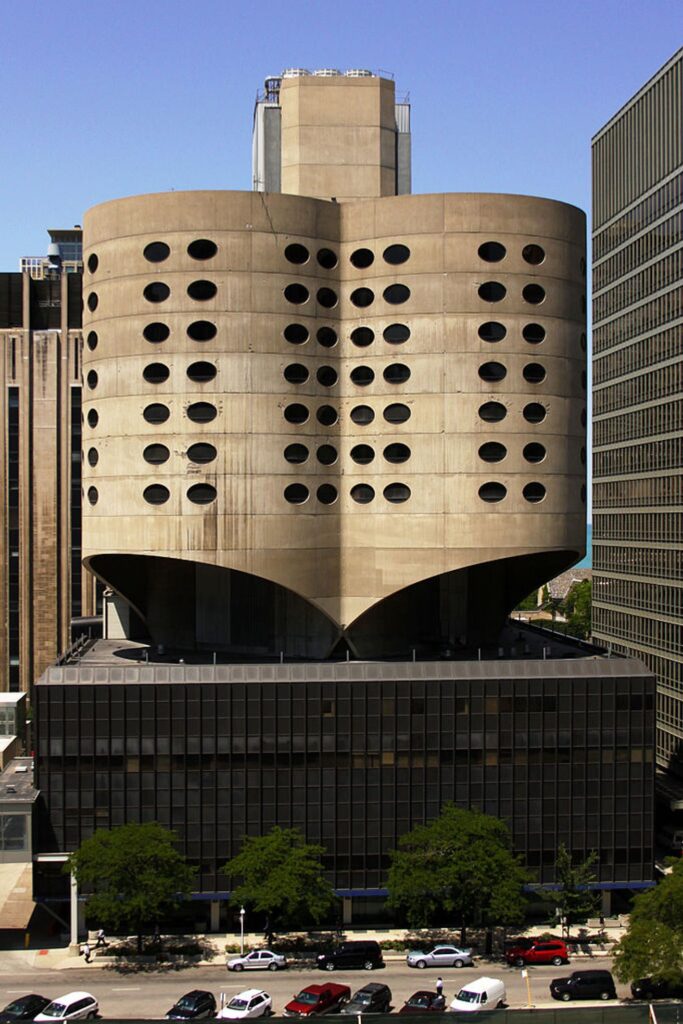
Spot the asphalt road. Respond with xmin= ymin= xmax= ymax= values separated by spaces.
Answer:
xmin=0 ymin=956 xmax=637 ymax=1017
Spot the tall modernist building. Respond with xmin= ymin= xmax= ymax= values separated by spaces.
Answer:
xmin=33 ymin=70 xmax=655 ymax=922
xmin=592 ymin=49 xmax=683 ymax=780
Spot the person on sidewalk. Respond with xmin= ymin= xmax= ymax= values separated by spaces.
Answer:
xmin=436 ymin=977 xmax=444 ymax=998
xmin=95 ymin=928 xmax=108 ymax=948
xmin=82 ymin=942 xmax=92 ymax=963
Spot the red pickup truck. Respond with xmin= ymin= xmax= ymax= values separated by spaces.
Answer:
xmin=283 ymin=984 xmax=350 ymax=1017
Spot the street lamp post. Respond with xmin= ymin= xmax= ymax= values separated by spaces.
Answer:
xmin=239 ymin=906 xmax=245 ymax=956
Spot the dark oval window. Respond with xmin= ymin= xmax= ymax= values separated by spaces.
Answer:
xmin=317 ymin=405 xmax=338 ymax=426
xmin=187 ymin=442 xmax=217 ymax=464
xmin=581 ymin=446 xmax=586 ymax=465
xmin=523 ymin=322 xmax=545 ymax=344
xmin=143 ymin=484 xmax=170 ymax=505
xmin=523 ymin=482 xmax=546 ymax=503
xmin=581 ymin=484 xmax=586 ymax=503
xmin=523 ymin=363 xmax=546 ymax=384
xmin=187 ymin=320 xmax=216 ymax=342
xmin=522 ymin=244 xmax=545 ymax=265
xmin=143 ymin=403 xmax=170 ymax=424
xmin=523 ymin=283 xmax=545 ymax=305
xmin=284 ymin=443 xmax=309 ymax=464
xmin=187 ymin=361 xmax=217 ymax=383
xmin=350 ymin=248 xmax=374 ymax=269
xmin=143 ymin=241 xmax=170 ymax=263
xmin=479 ymin=362 xmax=507 ymax=383
xmin=143 ymin=362 xmax=170 ymax=384
xmin=351 ymin=405 xmax=375 ymax=425
xmin=581 ymin=370 xmax=587 ymax=390
xmin=187 ymin=401 xmax=217 ymax=423
xmin=384 ymin=482 xmax=410 ymax=503
xmin=478 ymin=282 xmax=506 ymax=302
xmin=479 ymin=321 xmax=506 ymax=342
xmin=188 ymin=239 xmax=217 ymax=260
xmin=187 ymin=483 xmax=217 ymax=505
xmin=87 ymin=486 xmax=98 ymax=506
xmin=87 ymin=409 xmax=99 ymax=428
xmin=383 ymin=364 xmax=411 ymax=384
xmin=524 ymin=403 xmax=547 ymax=423
xmin=479 ymin=401 xmax=507 ymax=422
xmin=479 ymin=482 xmax=507 ymax=503
xmin=384 ymin=323 xmax=410 ymax=344
xmin=317 ymin=444 xmax=337 ymax=466
xmin=351 ymin=287 xmax=374 ymax=308
xmin=87 ymin=370 xmax=98 ymax=390
xmin=143 ymin=282 xmax=170 ymax=303
xmin=351 ymin=366 xmax=375 ymax=386
xmin=478 ymin=442 xmax=507 ymax=463
xmin=383 ymin=244 xmax=410 ymax=265
xmin=87 ymin=292 xmax=98 ymax=311
xmin=284 ymin=403 xmax=309 ymax=424
xmin=383 ymin=284 xmax=410 ymax=304
xmin=581 ymin=408 xmax=587 ymax=427
xmin=523 ymin=442 xmax=546 ymax=463
xmin=384 ymin=443 xmax=411 ymax=464
xmin=284 ymin=323 xmax=309 ymax=344
xmin=284 ymin=283 xmax=309 ymax=304
xmin=351 ymin=483 xmax=375 ymax=504
xmin=384 ymin=403 xmax=410 ymax=424
xmin=187 ymin=280 xmax=217 ymax=301
xmin=317 ymin=327 xmax=337 ymax=348
xmin=351 ymin=327 xmax=374 ymax=347
xmin=317 ymin=287 xmax=337 ymax=308
xmin=143 ymin=443 xmax=170 ymax=464
xmin=284 ymin=243 xmax=309 ymax=265
xmin=478 ymin=241 xmax=506 ymax=262
xmin=580 ymin=333 xmax=587 ymax=352
xmin=87 ymin=447 xmax=98 ymax=467
xmin=144 ymin=322 xmax=170 ymax=343
xmin=317 ymin=484 xmax=338 ymax=505
xmin=351 ymin=444 xmax=375 ymax=465
xmin=87 ymin=253 xmax=98 ymax=273
xmin=87 ymin=331 xmax=98 ymax=351
xmin=284 ymin=483 xmax=309 ymax=504
xmin=317 ymin=365 xmax=338 ymax=387
xmin=317 ymin=248 xmax=337 ymax=269
xmin=284 ymin=363 xmax=309 ymax=384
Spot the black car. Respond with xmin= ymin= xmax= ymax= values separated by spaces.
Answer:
xmin=341 ymin=984 xmax=392 ymax=1015
xmin=550 ymin=970 xmax=617 ymax=1002
xmin=166 ymin=991 xmax=217 ymax=1020
xmin=0 ymin=997 xmax=52 ymax=1024
xmin=631 ymin=977 xmax=683 ymax=1000
xmin=317 ymin=941 xmax=384 ymax=972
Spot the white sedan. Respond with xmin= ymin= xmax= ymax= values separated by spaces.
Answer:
xmin=406 ymin=945 xmax=474 ymax=968
xmin=227 ymin=949 xmax=287 ymax=972
xmin=218 ymin=990 xmax=272 ymax=1019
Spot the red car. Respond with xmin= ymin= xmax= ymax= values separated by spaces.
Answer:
xmin=505 ymin=939 xmax=569 ymax=967
xmin=283 ymin=985 xmax=350 ymax=1018
xmin=398 ymin=992 xmax=447 ymax=1014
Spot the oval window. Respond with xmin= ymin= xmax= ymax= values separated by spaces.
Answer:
xmin=187 ymin=483 xmax=217 ymax=505
xmin=351 ymin=327 xmax=374 ymax=347
xmin=143 ymin=363 xmax=170 ymax=384
xmin=479 ymin=482 xmax=507 ymax=503
xmin=87 ymin=447 xmax=98 ymax=467
xmin=316 ymin=405 xmax=338 ymax=426
xmin=350 ymin=366 xmax=374 ymax=386
xmin=479 ymin=321 xmax=506 ymax=342
xmin=383 ymin=364 xmax=411 ymax=384
xmin=284 ymin=443 xmax=309 ymax=464
xmin=384 ymin=443 xmax=411 ymax=464
xmin=143 ymin=443 xmax=170 ymax=464
xmin=143 ymin=241 xmax=170 ymax=263
xmin=351 ymin=444 xmax=375 ymax=465
xmin=317 ymin=248 xmax=337 ymax=269
xmin=351 ymin=483 xmax=375 ymax=504
xmin=478 ymin=241 xmax=506 ymax=262
xmin=581 ymin=485 xmax=586 ymax=503
xmin=284 ymin=364 xmax=309 ymax=384
xmin=317 ymin=366 xmax=338 ymax=387
xmin=187 ymin=239 xmax=217 ymax=260
xmin=187 ymin=280 xmax=217 ymax=301
xmin=317 ymin=287 xmax=337 ymax=308
xmin=478 ymin=282 xmax=506 ymax=302
xmin=187 ymin=401 xmax=217 ymax=423
xmin=87 ymin=409 xmax=99 ymax=428
xmin=383 ymin=244 xmax=410 ymax=265
xmin=478 ymin=362 xmax=506 ymax=383
xmin=187 ymin=361 xmax=217 ymax=383
xmin=523 ymin=323 xmax=545 ymax=344
xmin=384 ymin=482 xmax=410 ymax=503
xmin=144 ymin=322 xmax=170 ymax=343
xmin=284 ymin=323 xmax=309 ymax=344
xmin=187 ymin=443 xmax=217 ymax=464
xmin=284 ymin=283 xmax=309 ymax=304
xmin=383 ymin=283 xmax=410 ymax=304
xmin=87 ymin=370 xmax=98 ymax=390
xmin=523 ymin=403 xmax=547 ymax=424
xmin=143 ymin=282 xmax=170 ymax=303
xmin=523 ymin=284 xmax=545 ymax=305
xmin=284 ymin=243 xmax=309 ymax=265
xmin=523 ymin=442 xmax=546 ymax=463
xmin=522 ymin=244 xmax=545 ymax=265
xmin=317 ymin=444 xmax=337 ymax=466
xmin=384 ymin=403 xmax=411 ymax=423
xmin=350 ymin=405 xmax=375 ymax=425
xmin=523 ymin=363 xmax=546 ymax=384
xmin=478 ymin=442 xmax=507 ymax=463
xmin=187 ymin=320 xmax=217 ymax=342
xmin=87 ymin=293 xmax=98 ymax=311
xmin=87 ymin=486 xmax=98 ymax=506
xmin=317 ymin=484 xmax=338 ymax=505
xmin=523 ymin=482 xmax=546 ymax=503
xmin=87 ymin=253 xmax=99 ymax=273
xmin=350 ymin=248 xmax=374 ymax=268
xmin=317 ymin=327 xmax=337 ymax=348
xmin=143 ymin=403 xmax=170 ymax=424
xmin=284 ymin=403 xmax=309 ymax=424
xmin=143 ymin=484 xmax=170 ymax=505
xmin=351 ymin=287 xmax=374 ymax=308
xmin=87 ymin=331 xmax=98 ymax=351
xmin=478 ymin=401 xmax=507 ymax=422
xmin=384 ymin=323 xmax=410 ymax=344
xmin=284 ymin=483 xmax=309 ymax=504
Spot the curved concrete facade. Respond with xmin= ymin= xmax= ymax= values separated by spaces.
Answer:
xmin=82 ymin=190 xmax=586 ymax=657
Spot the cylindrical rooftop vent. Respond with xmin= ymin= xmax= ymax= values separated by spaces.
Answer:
xmin=345 ymin=69 xmax=373 ymax=77
xmin=282 ymin=68 xmax=310 ymax=77
xmin=313 ymin=68 xmax=341 ymax=76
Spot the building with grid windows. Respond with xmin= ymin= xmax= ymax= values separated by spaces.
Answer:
xmin=592 ymin=48 xmax=683 ymax=781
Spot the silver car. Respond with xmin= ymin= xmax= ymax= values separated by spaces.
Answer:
xmin=227 ymin=949 xmax=287 ymax=972
xmin=406 ymin=945 xmax=474 ymax=969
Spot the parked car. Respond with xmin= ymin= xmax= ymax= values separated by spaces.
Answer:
xmin=283 ymin=985 xmax=350 ymax=1017
xmin=0 ymin=997 xmax=52 ymax=1024
xmin=631 ymin=977 xmax=683 ymax=1000
xmin=166 ymin=991 xmax=217 ymax=1020
xmin=217 ymin=990 xmax=272 ymax=1020
xmin=505 ymin=939 xmax=569 ymax=967
xmin=450 ymin=978 xmax=506 ymax=1014
xmin=340 ymin=984 xmax=392 ymax=1015
xmin=398 ymin=992 xmax=446 ymax=1015
xmin=34 ymin=993 xmax=98 ymax=1022
xmin=317 ymin=941 xmax=383 ymax=972
xmin=406 ymin=945 xmax=473 ymax=969
xmin=550 ymin=970 xmax=617 ymax=1002
xmin=227 ymin=949 xmax=287 ymax=972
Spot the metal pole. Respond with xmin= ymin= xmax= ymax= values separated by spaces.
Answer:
xmin=239 ymin=906 xmax=245 ymax=956
xmin=70 ymin=871 xmax=79 ymax=948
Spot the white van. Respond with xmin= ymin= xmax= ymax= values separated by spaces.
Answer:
xmin=450 ymin=977 xmax=506 ymax=1013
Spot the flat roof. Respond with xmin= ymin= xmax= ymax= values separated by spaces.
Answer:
xmin=0 ymin=757 xmax=38 ymax=804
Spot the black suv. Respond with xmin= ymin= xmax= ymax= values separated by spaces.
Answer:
xmin=341 ymin=985 xmax=392 ymax=1014
xmin=317 ymin=941 xmax=384 ymax=971
xmin=632 ymin=977 xmax=683 ymax=1000
xmin=166 ymin=991 xmax=217 ymax=1020
xmin=550 ymin=971 xmax=617 ymax=1002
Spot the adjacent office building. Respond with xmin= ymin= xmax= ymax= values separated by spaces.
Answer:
xmin=592 ymin=48 xmax=683 ymax=781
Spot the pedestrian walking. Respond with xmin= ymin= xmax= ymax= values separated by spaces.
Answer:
xmin=95 ymin=928 xmax=108 ymax=948
xmin=436 ymin=977 xmax=444 ymax=997
xmin=82 ymin=942 xmax=92 ymax=963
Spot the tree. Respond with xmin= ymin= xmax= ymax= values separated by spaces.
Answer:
xmin=546 ymin=843 xmax=600 ymax=934
xmin=613 ymin=859 xmax=683 ymax=985
xmin=564 ymin=580 xmax=592 ymax=639
xmin=66 ymin=823 xmax=196 ymax=953
xmin=386 ymin=804 xmax=529 ymax=940
xmin=223 ymin=827 xmax=336 ymax=937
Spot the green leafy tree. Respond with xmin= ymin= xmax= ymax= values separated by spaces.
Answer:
xmin=386 ymin=803 xmax=529 ymax=940
xmin=223 ymin=827 xmax=336 ymax=937
xmin=613 ymin=859 xmax=683 ymax=985
xmin=564 ymin=580 xmax=592 ymax=639
xmin=516 ymin=589 xmax=539 ymax=611
xmin=546 ymin=843 xmax=600 ymax=934
xmin=67 ymin=823 xmax=196 ymax=953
